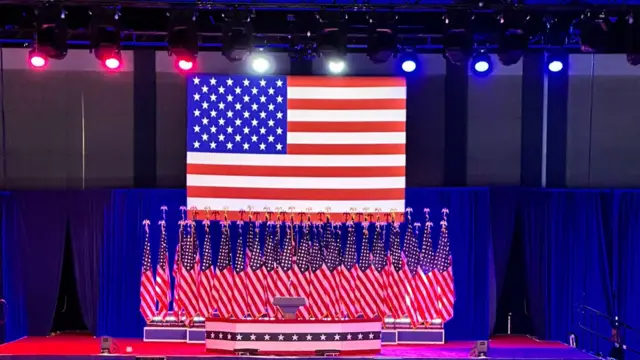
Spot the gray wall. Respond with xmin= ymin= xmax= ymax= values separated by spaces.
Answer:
xmin=0 ymin=47 xmax=639 ymax=189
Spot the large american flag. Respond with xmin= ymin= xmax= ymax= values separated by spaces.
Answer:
xmin=435 ymin=210 xmax=455 ymax=321
xmin=155 ymin=221 xmax=171 ymax=320
xmin=185 ymin=75 xmax=406 ymax=217
xmin=140 ymin=222 xmax=155 ymax=322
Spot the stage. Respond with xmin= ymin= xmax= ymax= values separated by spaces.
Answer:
xmin=0 ymin=334 xmax=595 ymax=360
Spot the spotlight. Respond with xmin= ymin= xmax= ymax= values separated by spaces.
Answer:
xmin=90 ymin=8 xmax=122 ymax=69
xmin=103 ymin=53 xmax=122 ymax=70
xmin=250 ymin=54 xmax=271 ymax=74
xmin=497 ymin=9 xmax=529 ymax=66
xmin=443 ymin=11 xmax=473 ymax=65
xmin=548 ymin=60 xmax=564 ymax=72
xmin=471 ymin=52 xmax=493 ymax=76
xmin=221 ymin=10 xmax=253 ymax=62
xmin=366 ymin=12 xmax=398 ymax=64
xmin=28 ymin=49 xmax=47 ymax=68
xmin=327 ymin=58 xmax=346 ymax=74
xmin=402 ymin=59 xmax=417 ymax=73
xmin=168 ymin=10 xmax=198 ymax=72
xmin=32 ymin=5 xmax=68 ymax=62
xmin=177 ymin=59 xmax=194 ymax=71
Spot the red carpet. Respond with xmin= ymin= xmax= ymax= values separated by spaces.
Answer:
xmin=0 ymin=334 xmax=594 ymax=359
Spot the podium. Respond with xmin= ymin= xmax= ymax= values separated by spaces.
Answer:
xmin=273 ymin=296 xmax=306 ymax=319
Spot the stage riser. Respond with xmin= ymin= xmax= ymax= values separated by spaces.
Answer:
xmin=144 ymin=327 xmax=445 ymax=345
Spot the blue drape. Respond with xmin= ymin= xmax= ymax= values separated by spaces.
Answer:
xmin=2 ymin=192 xmax=67 ymax=341
xmin=520 ymin=190 xmax=613 ymax=345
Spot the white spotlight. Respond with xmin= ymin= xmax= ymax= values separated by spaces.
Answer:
xmin=327 ymin=58 xmax=346 ymax=74
xmin=250 ymin=55 xmax=271 ymax=74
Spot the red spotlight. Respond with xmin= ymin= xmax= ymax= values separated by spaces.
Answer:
xmin=177 ymin=58 xmax=194 ymax=71
xmin=104 ymin=57 xmax=121 ymax=70
xmin=28 ymin=49 xmax=47 ymax=68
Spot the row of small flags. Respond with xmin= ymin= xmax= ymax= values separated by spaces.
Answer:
xmin=140 ymin=207 xmax=455 ymax=328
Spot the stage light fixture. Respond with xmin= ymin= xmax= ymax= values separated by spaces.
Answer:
xmin=471 ymin=51 xmax=493 ymax=76
xmin=30 ymin=5 xmax=68 ymax=66
xmin=443 ymin=11 xmax=473 ymax=65
xmin=221 ymin=10 xmax=253 ymax=62
xmin=327 ymin=58 xmax=346 ymax=74
xmin=316 ymin=11 xmax=348 ymax=61
xmin=90 ymin=8 xmax=123 ymax=70
xmin=574 ymin=10 xmax=613 ymax=53
xmin=366 ymin=12 xmax=398 ymax=64
xmin=168 ymin=10 xmax=198 ymax=72
xmin=250 ymin=54 xmax=271 ymax=74
xmin=624 ymin=13 xmax=640 ymax=66
xmin=497 ymin=9 xmax=529 ymax=66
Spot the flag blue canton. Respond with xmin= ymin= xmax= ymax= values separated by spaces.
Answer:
xmin=187 ymin=75 xmax=288 ymax=154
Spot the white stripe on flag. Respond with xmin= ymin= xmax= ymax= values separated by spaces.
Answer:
xmin=187 ymin=175 xmax=405 ymax=189
xmin=287 ymin=132 xmax=406 ymax=145
xmin=287 ymin=109 xmax=406 ymax=122
xmin=287 ymin=86 xmax=406 ymax=99
xmin=187 ymin=153 xmax=406 ymax=167
xmin=186 ymin=198 xmax=404 ymax=212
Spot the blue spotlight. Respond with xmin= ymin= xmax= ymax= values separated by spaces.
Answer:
xmin=547 ymin=60 xmax=564 ymax=72
xmin=470 ymin=52 xmax=493 ymax=76
xmin=402 ymin=60 xmax=417 ymax=73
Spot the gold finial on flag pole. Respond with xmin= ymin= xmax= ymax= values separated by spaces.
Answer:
xmin=325 ymin=207 xmax=332 ymax=221
xmin=190 ymin=206 xmax=199 ymax=222
xmin=442 ymin=208 xmax=449 ymax=221
xmin=264 ymin=207 xmax=271 ymax=221
xmin=223 ymin=206 xmax=229 ymax=223
xmin=406 ymin=207 xmax=413 ymax=222
xmin=143 ymin=219 xmax=150 ymax=233
xmin=160 ymin=205 xmax=168 ymax=221
xmin=180 ymin=206 xmax=187 ymax=221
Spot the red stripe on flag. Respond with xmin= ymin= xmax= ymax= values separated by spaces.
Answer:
xmin=288 ymin=144 xmax=405 ymax=155
xmin=187 ymin=164 xmax=405 ymax=178
xmin=287 ymin=76 xmax=406 ymax=87
xmin=187 ymin=187 xmax=404 ymax=201
xmin=287 ymin=121 xmax=406 ymax=133
xmin=287 ymin=98 xmax=406 ymax=110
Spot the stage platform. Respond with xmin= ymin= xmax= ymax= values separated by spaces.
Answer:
xmin=0 ymin=334 xmax=596 ymax=360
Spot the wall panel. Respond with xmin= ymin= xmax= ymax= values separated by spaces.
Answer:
xmin=467 ymin=55 xmax=523 ymax=186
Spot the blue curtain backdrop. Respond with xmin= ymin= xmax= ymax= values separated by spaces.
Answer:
xmin=1 ymin=188 xmax=640 ymax=352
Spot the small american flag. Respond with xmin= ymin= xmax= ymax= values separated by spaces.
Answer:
xmin=177 ymin=222 xmax=199 ymax=324
xmin=401 ymin=220 xmax=421 ymax=328
xmin=355 ymin=225 xmax=377 ymax=319
xmin=371 ymin=223 xmax=388 ymax=318
xmin=198 ymin=221 xmax=216 ymax=318
xmin=275 ymin=221 xmax=296 ymax=299
xmin=246 ymin=219 xmax=266 ymax=318
xmin=185 ymin=75 xmax=406 ymax=217
xmin=415 ymin=216 xmax=441 ymax=322
xmin=340 ymin=223 xmax=358 ymax=319
xmin=172 ymin=233 xmax=181 ymax=317
xmin=140 ymin=221 xmax=156 ymax=322
xmin=324 ymin=222 xmax=341 ymax=318
xmin=308 ymin=225 xmax=328 ymax=319
xmin=435 ymin=210 xmax=455 ymax=321
xmin=264 ymin=222 xmax=279 ymax=318
xmin=232 ymin=223 xmax=248 ymax=319
xmin=385 ymin=222 xmax=408 ymax=320
xmin=155 ymin=221 xmax=171 ymax=320
xmin=292 ymin=222 xmax=311 ymax=319
xmin=214 ymin=222 xmax=234 ymax=318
